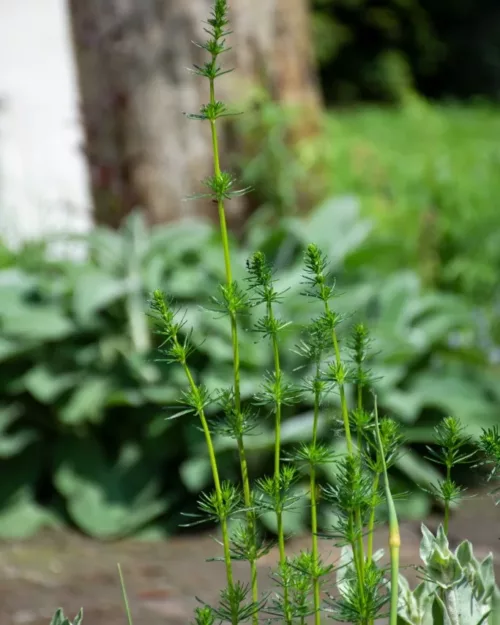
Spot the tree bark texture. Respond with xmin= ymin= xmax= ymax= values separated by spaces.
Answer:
xmin=68 ymin=0 xmax=322 ymax=228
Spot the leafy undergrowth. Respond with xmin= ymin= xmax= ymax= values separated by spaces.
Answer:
xmin=1 ymin=201 xmax=498 ymax=540
xmin=318 ymin=102 xmax=500 ymax=306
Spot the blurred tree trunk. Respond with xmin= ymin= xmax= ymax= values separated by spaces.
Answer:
xmin=68 ymin=0 xmax=322 ymax=228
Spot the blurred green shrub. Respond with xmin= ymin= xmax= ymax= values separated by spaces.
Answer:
xmin=312 ymin=102 xmax=500 ymax=349
xmin=0 ymin=200 xmax=497 ymax=539
xmin=312 ymin=0 xmax=500 ymax=102
xmin=240 ymin=98 xmax=500 ymax=316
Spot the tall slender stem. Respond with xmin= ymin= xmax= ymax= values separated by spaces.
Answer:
xmin=117 ymin=564 xmax=134 ymax=625
xmin=208 ymin=73 xmax=259 ymax=621
xmin=366 ymin=473 xmax=380 ymax=565
xmin=153 ymin=290 xmax=237 ymax=620
xmin=177 ymin=346 xmax=236 ymax=600
xmin=268 ymin=302 xmax=291 ymax=625
xmin=444 ymin=463 xmax=451 ymax=536
xmin=325 ymin=302 xmax=365 ymax=593
xmin=356 ymin=385 xmax=363 ymax=452
xmin=374 ymin=397 xmax=400 ymax=625
xmin=310 ymin=365 xmax=321 ymax=625
xmin=327 ymin=317 xmax=353 ymax=454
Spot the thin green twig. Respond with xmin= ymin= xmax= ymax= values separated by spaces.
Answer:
xmin=117 ymin=563 xmax=134 ymax=625
xmin=268 ymin=301 xmax=291 ymax=625
xmin=310 ymin=363 xmax=322 ymax=625
xmin=326 ymin=308 xmax=366 ymax=597
xmin=373 ymin=397 xmax=400 ymax=625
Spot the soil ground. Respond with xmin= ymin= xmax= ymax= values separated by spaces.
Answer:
xmin=1 ymin=489 xmax=498 ymax=625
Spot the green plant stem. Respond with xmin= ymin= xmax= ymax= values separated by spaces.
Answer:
xmin=182 ymin=368 xmax=235 ymax=592
xmin=310 ymin=374 xmax=321 ymax=625
xmin=366 ymin=473 xmax=380 ymax=565
xmin=117 ymin=563 xmax=134 ymax=625
xmin=374 ymin=397 xmax=400 ymax=625
xmin=325 ymin=305 xmax=366 ymax=592
xmin=277 ymin=511 xmax=291 ymax=624
xmin=310 ymin=470 xmax=321 ymax=625
xmin=209 ymin=79 xmax=232 ymax=284
xmin=327 ymin=317 xmax=353 ymax=454
xmin=272 ymin=342 xmax=282 ymax=481
xmin=208 ymin=74 xmax=259 ymax=620
xmin=153 ymin=292 xmax=236 ymax=612
xmin=267 ymin=302 xmax=282 ymax=481
xmin=174 ymin=339 xmax=236 ymax=623
xmin=268 ymin=302 xmax=291 ymax=625
xmin=347 ymin=510 xmax=368 ymax=620
xmin=367 ymin=471 xmax=381 ymax=625
xmin=444 ymin=463 xmax=451 ymax=536
xmin=356 ymin=384 xmax=363 ymax=452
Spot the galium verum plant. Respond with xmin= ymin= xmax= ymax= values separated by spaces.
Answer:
xmin=49 ymin=2 xmax=500 ymax=625
xmin=148 ymin=3 xmax=500 ymax=625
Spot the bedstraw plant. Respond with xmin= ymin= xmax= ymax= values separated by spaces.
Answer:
xmin=49 ymin=1 xmax=500 ymax=624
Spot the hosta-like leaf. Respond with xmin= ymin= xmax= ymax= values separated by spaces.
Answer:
xmin=54 ymin=438 xmax=168 ymax=538
xmin=0 ymin=446 xmax=51 ymax=538
xmin=0 ymin=404 xmax=37 ymax=458
xmin=296 ymin=194 xmax=372 ymax=262
xmin=0 ymin=489 xmax=52 ymax=539
xmin=59 ymin=376 xmax=113 ymax=424
xmin=0 ymin=431 xmax=37 ymax=458
xmin=259 ymin=484 xmax=309 ymax=535
xmin=2 ymin=307 xmax=74 ymax=341
xmin=72 ymin=269 xmax=129 ymax=322
xmin=23 ymin=364 xmax=78 ymax=404
xmin=180 ymin=455 xmax=212 ymax=493
xmin=0 ymin=336 xmax=32 ymax=362
xmin=404 ymin=373 xmax=496 ymax=432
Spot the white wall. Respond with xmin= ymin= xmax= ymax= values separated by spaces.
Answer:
xmin=0 ymin=0 xmax=92 ymax=251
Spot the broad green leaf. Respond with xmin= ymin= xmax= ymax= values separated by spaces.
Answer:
xmin=54 ymin=438 xmax=168 ymax=538
xmin=394 ymin=490 xmax=431 ymax=520
xmin=197 ymin=336 xmax=235 ymax=363
xmin=2 ymin=307 xmax=74 ymax=341
xmin=60 ymin=376 xmax=113 ymax=424
xmin=141 ymin=385 xmax=180 ymax=404
xmin=180 ymin=456 xmax=212 ymax=493
xmin=379 ymin=388 xmax=423 ymax=424
xmin=294 ymin=194 xmax=372 ymax=261
xmin=0 ymin=336 xmax=30 ymax=361
xmin=405 ymin=373 xmax=496 ymax=431
xmin=395 ymin=448 xmax=442 ymax=487
xmin=259 ymin=484 xmax=309 ymax=535
xmin=0 ymin=445 xmax=50 ymax=538
xmin=0 ymin=425 xmax=37 ymax=458
xmin=0 ymin=488 xmax=51 ymax=538
xmin=87 ymin=228 xmax=124 ymax=272
xmin=147 ymin=218 xmax=214 ymax=259
xmin=23 ymin=365 xmax=78 ymax=403
xmin=280 ymin=411 xmax=330 ymax=444
xmin=72 ymin=269 xmax=129 ymax=321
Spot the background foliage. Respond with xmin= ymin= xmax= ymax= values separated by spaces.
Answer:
xmin=1 ymin=184 xmax=498 ymax=538
xmin=312 ymin=0 xmax=500 ymax=102
xmin=1 ymin=0 xmax=500 ymax=541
